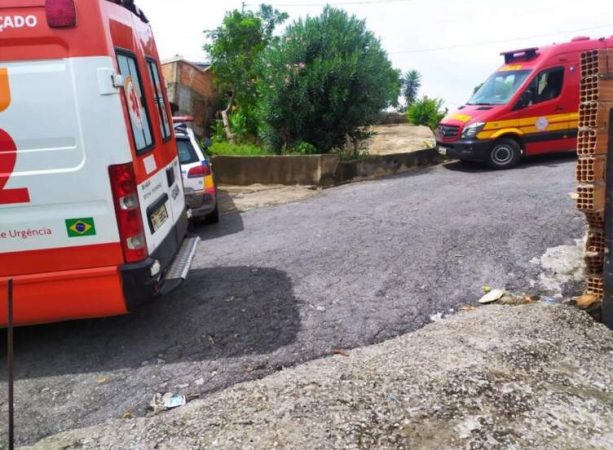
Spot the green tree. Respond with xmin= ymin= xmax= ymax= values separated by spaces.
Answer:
xmin=407 ymin=97 xmax=447 ymax=131
xmin=401 ymin=69 xmax=422 ymax=110
xmin=257 ymin=7 xmax=400 ymax=153
xmin=204 ymin=4 xmax=288 ymax=142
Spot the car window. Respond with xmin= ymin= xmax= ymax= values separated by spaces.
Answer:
xmin=176 ymin=138 xmax=199 ymax=165
xmin=523 ymin=67 xmax=565 ymax=106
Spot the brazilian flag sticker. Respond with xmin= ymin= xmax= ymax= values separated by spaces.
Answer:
xmin=66 ymin=218 xmax=97 ymax=238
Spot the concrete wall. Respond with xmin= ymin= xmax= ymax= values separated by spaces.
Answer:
xmin=212 ymin=155 xmax=340 ymax=186
xmin=212 ymin=149 xmax=441 ymax=186
xmin=335 ymin=149 xmax=441 ymax=184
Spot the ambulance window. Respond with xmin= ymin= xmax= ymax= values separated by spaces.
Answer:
xmin=146 ymin=59 xmax=172 ymax=141
xmin=533 ymin=67 xmax=564 ymax=104
xmin=116 ymin=52 xmax=154 ymax=153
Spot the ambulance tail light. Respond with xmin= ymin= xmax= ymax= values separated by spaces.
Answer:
xmin=45 ymin=0 xmax=77 ymax=28
xmin=109 ymin=163 xmax=148 ymax=263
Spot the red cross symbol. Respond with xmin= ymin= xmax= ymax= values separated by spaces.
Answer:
xmin=128 ymin=85 xmax=142 ymax=121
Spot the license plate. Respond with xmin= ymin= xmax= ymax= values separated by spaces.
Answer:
xmin=150 ymin=203 xmax=169 ymax=232
xmin=437 ymin=146 xmax=448 ymax=156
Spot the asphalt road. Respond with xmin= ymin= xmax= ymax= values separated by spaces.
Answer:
xmin=1 ymin=154 xmax=586 ymax=446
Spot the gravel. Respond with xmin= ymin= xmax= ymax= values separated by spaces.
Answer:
xmin=28 ymin=304 xmax=613 ymax=450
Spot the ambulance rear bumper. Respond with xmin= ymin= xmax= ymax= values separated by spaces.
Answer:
xmin=120 ymin=209 xmax=194 ymax=311
xmin=0 ymin=267 xmax=128 ymax=327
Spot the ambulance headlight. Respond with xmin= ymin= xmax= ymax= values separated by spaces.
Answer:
xmin=462 ymin=122 xmax=486 ymax=138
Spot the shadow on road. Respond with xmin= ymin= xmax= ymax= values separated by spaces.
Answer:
xmin=443 ymin=152 xmax=577 ymax=173
xmin=193 ymin=190 xmax=245 ymax=241
xmin=1 ymin=266 xmax=300 ymax=378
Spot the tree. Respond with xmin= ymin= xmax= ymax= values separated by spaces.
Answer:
xmin=257 ymin=7 xmax=400 ymax=153
xmin=407 ymin=97 xmax=447 ymax=131
xmin=204 ymin=4 xmax=288 ymax=142
xmin=401 ymin=69 xmax=421 ymax=110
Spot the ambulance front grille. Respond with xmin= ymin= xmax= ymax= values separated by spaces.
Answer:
xmin=438 ymin=124 xmax=460 ymax=138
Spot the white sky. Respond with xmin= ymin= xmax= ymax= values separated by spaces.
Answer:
xmin=138 ymin=0 xmax=613 ymax=109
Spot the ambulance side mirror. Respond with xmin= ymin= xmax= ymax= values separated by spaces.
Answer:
xmin=514 ymin=89 xmax=534 ymax=110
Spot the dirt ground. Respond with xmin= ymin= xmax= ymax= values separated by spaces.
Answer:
xmin=363 ymin=123 xmax=435 ymax=155
xmin=218 ymin=184 xmax=322 ymax=214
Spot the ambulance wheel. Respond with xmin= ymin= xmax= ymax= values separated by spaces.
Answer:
xmin=487 ymin=138 xmax=521 ymax=169
xmin=204 ymin=206 xmax=220 ymax=224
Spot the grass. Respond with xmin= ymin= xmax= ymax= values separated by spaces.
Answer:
xmin=208 ymin=142 xmax=274 ymax=156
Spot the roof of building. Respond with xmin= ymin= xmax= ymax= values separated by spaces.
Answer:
xmin=161 ymin=56 xmax=212 ymax=73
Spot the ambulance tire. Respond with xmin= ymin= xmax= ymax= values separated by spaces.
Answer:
xmin=204 ymin=206 xmax=220 ymax=224
xmin=486 ymin=138 xmax=522 ymax=170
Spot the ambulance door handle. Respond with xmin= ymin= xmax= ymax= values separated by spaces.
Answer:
xmin=97 ymin=68 xmax=119 ymax=96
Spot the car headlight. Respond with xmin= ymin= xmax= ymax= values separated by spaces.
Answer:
xmin=462 ymin=122 xmax=486 ymax=139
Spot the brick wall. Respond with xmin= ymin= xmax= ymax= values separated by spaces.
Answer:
xmin=161 ymin=59 xmax=220 ymax=138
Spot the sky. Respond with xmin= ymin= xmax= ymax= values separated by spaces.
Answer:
xmin=138 ymin=0 xmax=613 ymax=110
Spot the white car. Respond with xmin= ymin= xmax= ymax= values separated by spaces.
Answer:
xmin=174 ymin=121 xmax=219 ymax=224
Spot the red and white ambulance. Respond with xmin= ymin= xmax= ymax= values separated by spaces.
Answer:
xmin=0 ymin=0 xmax=199 ymax=325
xmin=436 ymin=36 xmax=613 ymax=169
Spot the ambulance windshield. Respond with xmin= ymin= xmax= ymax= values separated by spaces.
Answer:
xmin=467 ymin=70 xmax=531 ymax=105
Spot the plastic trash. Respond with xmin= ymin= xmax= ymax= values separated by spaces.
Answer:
xmin=478 ymin=289 xmax=505 ymax=304
xmin=150 ymin=392 xmax=187 ymax=413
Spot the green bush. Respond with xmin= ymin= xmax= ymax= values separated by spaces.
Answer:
xmin=204 ymin=5 xmax=288 ymax=138
xmin=256 ymin=6 xmax=400 ymax=153
xmin=208 ymin=142 xmax=273 ymax=156
xmin=210 ymin=120 xmax=227 ymax=144
xmin=229 ymin=111 xmax=249 ymax=141
xmin=407 ymin=97 xmax=446 ymax=131
xmin=289 ymin=140 xmax=318 ymax=155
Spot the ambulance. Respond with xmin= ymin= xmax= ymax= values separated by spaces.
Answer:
xmin=436 ymin=36 xmax=613 ymax=169
xmin=0 ymin=0 xmax=199 ymax=325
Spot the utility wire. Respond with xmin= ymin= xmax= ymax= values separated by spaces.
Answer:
xmin=390 ymin=24 xmax=613 ymax=54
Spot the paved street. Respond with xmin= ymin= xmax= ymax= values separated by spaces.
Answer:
xmin=1 ymin=155 xmax=586 ymax=446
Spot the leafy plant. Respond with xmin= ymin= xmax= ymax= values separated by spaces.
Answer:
xmin=407 ymin=97 xmax=447 ymax=131
xmin=289 ymin=140 xmax=318 ymax=155
xmin=210 ymin=120 xmax=227 ymax=144
xmin=256 ymin=6 xmax=400 ymax=153
xmin=204 ymin=4 xmax=288 ymax=140
xmin=229 ymin=111 xmax=249 ymax=141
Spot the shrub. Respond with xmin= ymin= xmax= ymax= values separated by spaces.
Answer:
xmin=257 ymin=6 xmax=400 ymax=153
xmin=289 ymin=140 xmax=318 ymax=155
xmin=407 ymin=97 xmax=447 ymax=131
xmin=210 ymin=120 xmax=227 ymax=144
xmin=208 ymin=142 xmax=273 ymax=156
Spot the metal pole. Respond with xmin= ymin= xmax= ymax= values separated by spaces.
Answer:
xmin=6 ymin=279 xmax=14 ymax=450
xmin=602 ymin=110 xmax=613 ymax=328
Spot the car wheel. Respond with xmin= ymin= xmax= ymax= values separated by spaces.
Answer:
xmin=204 ymin=205 xmax=220 ymax=224
xmin=486 ymin=138 xmax=522 ymax=169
